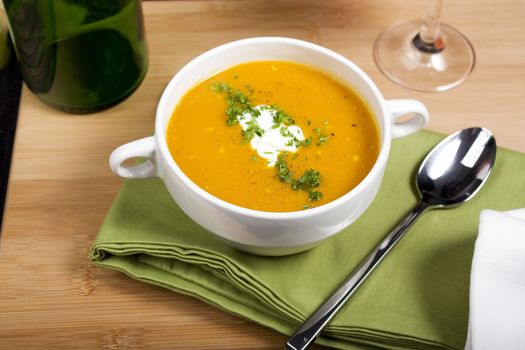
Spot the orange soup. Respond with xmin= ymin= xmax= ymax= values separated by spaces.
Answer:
xmin=166 ymin=61 xmax=379 ymax=212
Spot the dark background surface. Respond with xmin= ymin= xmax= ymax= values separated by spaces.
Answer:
xmin=0 ymin=42 xmax=22 ymax=230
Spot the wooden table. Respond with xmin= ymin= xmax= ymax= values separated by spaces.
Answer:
xmin=1 ymin=1 xmax=524 ymax=349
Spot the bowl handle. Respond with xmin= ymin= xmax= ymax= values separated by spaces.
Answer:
xmin=109 ymin=136 xmax=158 ymax=178
xmin=386 ymin=99 xmax=429 ymax=138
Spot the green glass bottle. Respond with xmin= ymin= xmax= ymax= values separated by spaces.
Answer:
xmin=3 ymin=0 xmax=148 ymax=113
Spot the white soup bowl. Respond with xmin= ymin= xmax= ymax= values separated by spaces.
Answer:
xmin=109 ymin=37 xmax=429 ymax=256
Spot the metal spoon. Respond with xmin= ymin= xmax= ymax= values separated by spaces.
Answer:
xmin=286 ymin=127 xmax=496 ymax=350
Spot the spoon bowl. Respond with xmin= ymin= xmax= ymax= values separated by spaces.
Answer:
xmin=418 ymin=127 xmax=496 ymax=207
xmin=287 ymin=127 xmax=496 ymax=350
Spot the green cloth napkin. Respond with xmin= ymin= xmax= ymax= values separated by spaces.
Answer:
xmin=91 ymin=130 xmax=525 ymax=350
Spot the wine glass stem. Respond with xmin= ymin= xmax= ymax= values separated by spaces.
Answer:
xmin=420 ymin=0 xmax=443 ymax=43
xmin=413 ymin=0 xmax=444 ymax=53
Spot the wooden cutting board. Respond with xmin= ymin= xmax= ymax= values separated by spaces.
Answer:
xmin=1 ymin=1 xmax=524 ymax=349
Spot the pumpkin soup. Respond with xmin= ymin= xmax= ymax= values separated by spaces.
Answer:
xmin=166 ymin=61 xmax=379 ymax=212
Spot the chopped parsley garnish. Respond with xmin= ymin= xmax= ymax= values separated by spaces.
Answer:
xmin=314 ymin=127 xmax=330 ymax=146
xmin=307 ymin=190 xmax=323 ymax=202
xmin=292 ymin=169 xmax=321 ymax=191
xmin=275 ymin=153 xmax=323 ymax=203
xmin=212 ymin=82 xmax=324 ymax=206
xmin=275 ymin=153 xmax=294 ymax=183
xmin=211 ymin=82 xmax=255 ymax=126
xmin=296 ymin=136 xmax=312 ymax=147
xmin=280 ymin=126 xmax=293 ymax=138
xmin=212 ymin=82 xmax=305 ymax=147
xmin=271 ymin=105 xmax=295 ymax=127
xmin=210 ymin=82 xmax=232 ymax=94
xmin=242 ymin=118 xmax=264 ymax=143
xmin=317 ymin=135 xmax=330 ymax=145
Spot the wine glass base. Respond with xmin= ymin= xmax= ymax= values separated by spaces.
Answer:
xmin=374 ymin=20 xmax=475 ymax=92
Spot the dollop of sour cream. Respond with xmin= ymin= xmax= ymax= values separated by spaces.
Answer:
xmin=237 ymin=105 xmax=305 ymax=166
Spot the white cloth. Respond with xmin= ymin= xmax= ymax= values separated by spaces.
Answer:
xmin=466 ymin=209 xmax=525 ymax=350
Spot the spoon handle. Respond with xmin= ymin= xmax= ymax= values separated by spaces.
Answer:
xmin=286 ymin=201 xmax=430 ymax=350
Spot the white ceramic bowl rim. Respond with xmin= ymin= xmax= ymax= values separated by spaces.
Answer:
xmin=155 ymin=37 xmax=391 ymax=220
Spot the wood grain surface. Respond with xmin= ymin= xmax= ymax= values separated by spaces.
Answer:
xmin=1 ymin=1 xmax=524 ymax=349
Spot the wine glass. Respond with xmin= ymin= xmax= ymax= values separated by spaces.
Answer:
xmin=374 ymin=0 xmax=475 ymax=92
